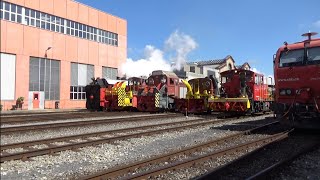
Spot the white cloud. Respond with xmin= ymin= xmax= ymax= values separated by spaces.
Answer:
xmin=313 ymin=20 xmax=320 ymax=28
xmin=120 ymin=30 xmax=198 ymax=77
xmin=121 ymin=45 xmax=171 ymax=77
xmin=251 ymin=67 xmax=261 ymax=74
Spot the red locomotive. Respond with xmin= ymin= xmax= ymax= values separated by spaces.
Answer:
xmin=85 ymin=77 xmax=147 ymax=111
xmin=273 ymin=32 xmax=320 ymax=129
xmin=209 ymin=69 xmax=272 ymax=114
xmin=136 ymin=70 xmax=185 ymax=112
xmin=85 ymin=77 xmax=109 ymax=111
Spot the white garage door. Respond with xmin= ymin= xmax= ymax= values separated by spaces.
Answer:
xmin=1 ymin=53 xmax=16 ymax=100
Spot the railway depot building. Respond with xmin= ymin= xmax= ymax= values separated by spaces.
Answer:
xmin=0 ymin=0 xmax=127 ymax=110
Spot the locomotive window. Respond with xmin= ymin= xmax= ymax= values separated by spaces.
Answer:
xmin=246 ymin=73 xmax=253 ymax=82
xmin=221 ymin=76 xmax=227 ymax=83
xmin=255 ymin=75 xmax=259 ymax=85
xmin=307 ymin=47 xmax=320 ymax=64
xmin=148 ymin=78 xmax=154 ymax=85
xmin=170 ymin=78 xmax=174 ymax=85
xmin=279 ymin=49 xmax=304 ymax=67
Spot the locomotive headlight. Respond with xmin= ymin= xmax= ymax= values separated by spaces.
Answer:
xmin=280 ymin=89 xmax=286 ymax=95
xmin=286 ymin=89 xmax=292 ymax=95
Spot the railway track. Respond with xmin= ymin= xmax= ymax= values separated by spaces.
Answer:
xmin=197 ymin=131 xmax=320 ymax=180
xmin=0 ymin=111 xmax=145 ymax=124
xmin=0 ymin=117 xmax=222 ymax=162
xmin=80 ymin=121 xmax=288 ymax=180
xmin=0 ymin=114 xmax=179 ymax=134
xmin=0 ymin=115 xmax=273 ymax=162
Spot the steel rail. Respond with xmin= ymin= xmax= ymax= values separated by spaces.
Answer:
xmin=0 ymin=117 xmax=237 ymax=162
xmin=0 ymin=118 xmax=206 ymax=151
xmin=125 ymin=130 xmax=290 ymax=180
xmin=0 ymin=111 xmax=145 ymax=124
xmin=0 ymin=114 xmax=179 ymax=134
xmin=81 ymin=121 xmax=281 ymax=180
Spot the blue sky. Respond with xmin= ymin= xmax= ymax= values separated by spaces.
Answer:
xmin=78 ymin=0 xmax=320 ymax=76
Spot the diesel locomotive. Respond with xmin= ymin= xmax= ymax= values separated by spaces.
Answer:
xmin=209 ymin=69 xmax=273 ymax=114
xmin=273 ymin=32 xmax=320 ymax=129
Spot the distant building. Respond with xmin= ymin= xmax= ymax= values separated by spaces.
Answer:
xmin=174 ymin=55 xmax=251 ymax=89
xmin=174 ymin=55 xmax=236 ymax=82
xmin=235 ymin=62 xmax=251 ymax=70
xmin=0 ymin=0 xmax=127 ymax=110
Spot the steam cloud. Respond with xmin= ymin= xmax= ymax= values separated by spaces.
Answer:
xmin=121 ymin=30 xmax=197 ymax=77
xmin=165 ymin=30 xmax=198 ymax=70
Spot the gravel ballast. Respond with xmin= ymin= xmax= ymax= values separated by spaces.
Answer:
xmin=1 ymin=114 xmax=273 ymax=180
xmin=1 ymin=116 xmax=200 ymax=145
xmin=271 ymin=146 xmax=320 ymax=180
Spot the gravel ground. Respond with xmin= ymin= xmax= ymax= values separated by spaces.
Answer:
xmin=1 ymin=116 xmax=200 ymax=145
xmin=271 ymin=146 xmax=320 ymax=180
xmin=196 ymin=133 xmax=320 ymax=180
xmin=122 ymin=134 xmax=270 ymax=179
xmin=157 ymin=146 xmax=260 ymax=180
xmin=0 ymin=114 xmax=272 ymax=180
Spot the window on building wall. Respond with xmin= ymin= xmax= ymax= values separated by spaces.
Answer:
xmin=0 ymin=1 xmax=22 ymax=23
xmin=190 ymin=66 xmax=195 ymax=73
xmin=70 ymin=63 xmax=94 ymax=100
xmin=29 ymin=57 xmax=60 ymax=100
xmin=200 ymin=67 xmax=203 ymax=74
xmin=0 ymin=1 xmax=118 ymax=46
xmin=102 ymin=67 xmax=118 ymax=80
xmin=228 ymin=63 xmax=232 ymax=70
xmin=207 ymin=70 xmax=215 ymax=77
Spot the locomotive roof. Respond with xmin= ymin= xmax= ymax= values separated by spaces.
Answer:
xmin=151 ymin=70 xmax=179 ymax=78
xmin=277 ymin=38 xmax=320 ymax=52
xmin=220 ymin=69 xmax=264 ymax=76
xmin=187 ymin=55 xmax=234 ymax=66
xmin=128 ymin=76 xmax=147 ymax=80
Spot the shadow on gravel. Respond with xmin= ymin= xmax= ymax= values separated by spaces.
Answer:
xmin=209 ymin=117 xmax=283 ymax=135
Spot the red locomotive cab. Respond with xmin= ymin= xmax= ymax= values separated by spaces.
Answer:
xmin=211 ymin=69 xmax=272 ymax=114
xmin=128 ymin=77 xmax=147 ymax=94
xmin=273 ymin=32 xmax=320 ymax=129
xmin=137 ymin=70 xmax=182 ymax=112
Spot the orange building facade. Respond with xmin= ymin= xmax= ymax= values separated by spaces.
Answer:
xmin=0 ymin=0 xmax=127 ymax=110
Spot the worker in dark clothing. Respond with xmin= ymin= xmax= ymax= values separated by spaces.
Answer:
xmin=209 ymin=75 xmax=219 ymax=96
xmin=239 ymin=72 xmax=247 ymax=97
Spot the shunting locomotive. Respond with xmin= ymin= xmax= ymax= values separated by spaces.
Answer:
xmin=273 ymin=32 xmax=320 ymax=129
xmin=175 ymin=77 xmax=216 ymax=114
xmin=85 ymin=77 xmax=147 ymax=111
xmin=209 ymin=69 xmax=272 ymax=114
xmin=136 ymin=70 xmax=185 ymax=112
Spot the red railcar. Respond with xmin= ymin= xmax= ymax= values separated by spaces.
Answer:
xmin=273 ymin=32 xmax=320 ymax=129
xmin=209 ymin=69 xmax=272 ymax=114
